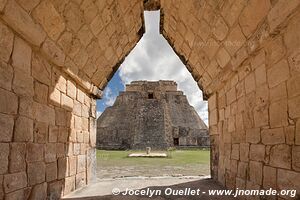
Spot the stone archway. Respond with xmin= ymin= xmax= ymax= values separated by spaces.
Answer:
xmin=0 ymin=0 xmax=299 ymax=199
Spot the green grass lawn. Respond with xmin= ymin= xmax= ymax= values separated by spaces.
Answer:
xmin=96 ymin=149 xmax=210 ymax=167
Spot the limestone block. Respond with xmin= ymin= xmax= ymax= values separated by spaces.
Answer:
xmin=270 ymin=82 xmax=287 ymax=102
xmin=56 ymin=143 xmax=65 ymax=158
xmin=45 ymin=143 xmax=57 ymax=163
xmin=268 ymin=0 xmax=299 ymax=32
xmin=34 ymin=81 xmax=48 ymax=104
xmin=226 ymin=87 xmax=236 ymax=105
xmin=0 ymin=88 xmax=18 ymax=114
xmin=0 ymin=143 xmax=9 ymax=174
xmin=55 ymin=108 xmax=67 ymax=126
xmin=288 ymin=95 xmax=300 ymax=119
xmin=239 ymin=0 xmax=271 ymax=37
xmin=32 ymin=53 xmax=51 ymax=85
xmin=57 ymin=31 xmax=81 ymax=59
xmin=4 ymin=172 xmax=27 ymax=193
xmin=231 ymin=144 xmax=239 ymax=160
xmin=0 ymin=61 xmax=13 ymax=90
xmin=67 ymin=80 xmax=77 ymax=99
xmin=267 ymin=59 xmax=290 ymax=88
xmin=245 ymin=73 xmax=255 ymax=94
xmin=240 ymin=143 xmax=249 ymax=161
xmin=30 ymin=182 xmax=47 ymax=200
xmin=48 ymin=180 xmax=63 ymax=199
xmin=263 ymin=166 xmax=276 ymax=189
xmin=4 ymin=188 xmax=30 ymax=200
xmin=284 ymin=10 xmax=300 ymax=52
xmin=13 ymin=69 xmax=34 ymax=97
xmin=58 ymin=127 xmax=69 ymax=143
xmin=250 ymin=144 xmax=265 ymax=162
xmin=237 ymin=161 xmax=248 ymax=180
xmin=64 ymin=176 xmax=75 ymax=195
xmin=285 ymin=126 xmax=295 ymax=145
xmin=64 ymin=2 xmax=84 ymax=32
xmin=0 ymin=22 xmax=14 ymax=62
xmin=27 ymin=161 xmax=45 ymax=185
xmin=212 ymin=16 xmax=228 ymax=41
xmin=46 ymin=162 xmax=57 ymax=182
xmin=2 ymin=0 xmax=46 ymax=46
xmin=0 ymin=113 xmax=14 ymax=142
xmin=14 ymin=116 xmax=33 ymax=142
xmin=32 ymin=102 xmax=55 ymax=125
xmin=49 ymin=125 xmax=59 ymax=143
xmin=249 ymin=161 xmax=263 ymax=185
xmin=225 ymin=25 xmax=246 ymax=56
xmin=12 ymin=37 xmax=31 ymax=74
xmin=77 ymin=155 xmax=86 ymax=173
xmin=297 ymin=120 xmax=300 ymax=145
xmin=73 ymin=48 xmax=89 ymax=69
xmin=34 ymin=121 xmax=48 ymax=144
xmin=270 ymin=144 xmax=291 ymax=169
xmin=288 ymin=49 xmax=300 ymax=73
xmin=9 ymin=143 xmax=26 ymax=173
xmin=261 ymin=128 xmax=285 ymax=145
xmin=287 ymin=74 xmax=300 ymax=98
xmin=57 ymin=157 xmax=67 ymax=179
xmin=77 ymin=25 xmax=93 ymax=47
xmin=16 ymin=0 xmax=40 ymax=12
xmin=33 ymin=1 xmax=65 ymax=40
xmin=42 ymin=38 xmax=65 ymax=67
xmin=26 ymin=143 xmax=44 ymax=162
xmin=292 ymin=146 xmax=300 ymax=171
xmin=75 ymin=172 xmax=86 ymax=189
xmin=269 ymin=100 xmax=288 ymax=128
xmin=69 ymin=156 xmax=77 ymax=176
xmin=49 ymin=88 xmax=61 ymax=107
xmin=80 ymin=0 xmax=98 ymax=24
xmin=253 ymin=104 xmax=269 ymax=128
xmin=277 ymin=169 xmax=300 ymax=191
xmin=216 ymin=47 xmax=231 ymax=68
xmin=0 ymin=0 xmax=7 ymax=12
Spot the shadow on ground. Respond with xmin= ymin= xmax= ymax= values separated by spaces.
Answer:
xmin=64 ymin=179 xmax=238 ymax=200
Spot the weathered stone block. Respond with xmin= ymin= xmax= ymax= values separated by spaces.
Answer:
xmin=2 ymin=0 xmax=46 ymax=46
xmin=237 ymin=161 xmax=248 ymax=179
xmin=269 ymin=99 xmax=288 ymax=128
xmin=45 ymin=143 xmax=57 ymax=163
xmin=246 ymin=128 xmax=260 ymax=144
xmin=32 ymin=102 xmax=55 ymax=125
xmin=216 ymin=47 xmax=231 ymax=68
xmin=277 ymin=169 xmax=300 ymax=191
xmin=4 ymin=172 xmax=27 ymax=193
xmin=240 ymin=143 xmax=249 ymax=162
xmin=0 ymin=61 xmax=13 ymax=90
xmin=48 ymin=180 xmax=63 ymax=199
xmin=34 ymin=81 xmax=48 ymax=104
xmin=245 ymin=73 xmax=255 ymax=94
xmin=27 ymin=161 xmax=45 ymax=185
xmin=9 ymin=143 xmax=26 ymax=173
xmin=61 ymin=93 xmax=74 ymax=111
xmin=212 ymin=16 xmax=229 ymax=41
xmin=49 ymin=125 xmax=59 ymax=143
xmin=13 ymin=69 xmax=34 ymax=97
xmin=261 ymin=128 xmax=285 ymax=145
xmin=0 ymin=113 xmax=14 ymax=142
xmin=33 ymin=1 xmax=65 ymax=40
xmin=283 ymin=10 xmax=300 ymax=53
xmin=267 ymin=59 xmax=290 ymax=88
xmin=225 ymin=25 xmax=246 ymax=56
xmin=268 ymin=0 xmax=300 ymax=31
xmin=32 ymin=53 xmax=51 ymax=85
xmin=250 ymin=144 xmax=265 ymax=162
xmin=0 ymin=143 xmax=9 ymax=174
xmin=64 ymin=176 xmax=75 ymax=195
xmin=58 ymin=157 xmax=67 ymax=179
xmin=231 ymin=144 xmax=239 ymax=160
xmin=0 ymin=22 xmax=14 ymax=62
xmin=67 ymin=80 xmax=77 ymax=99
xmin=288 ymin=96 xmax=300 ymax=119
xmin=77 ymin=155 xmax=86 ymax=173
xmin=270 ymin=144 xmax=291 ymax=169
xmin=239 ymin=0 xmax=271 ymax=37
xmin=26 ymin=143 xmax=44 ymax=162
xmin=75 ymin=172 xmax=86 ymax=189
xmin=33 ymin=121 xmax=48 ymax=143
xmin=56 ymin=143 xmax=65 ymax=158
xmin=263 ymin=166 xmax=276 ymax=189
xmin=287 ymin=74 xmax=300 ymax=98
xmin=14 ymin=116 xmax=33 ymax=142
xmin=46 ymin=162 xmax=57 ymax=182
xmin=270 ymin=82 xmax=287 ymax=102
xmin=0 ymin=88 xmax=18 ymax=114
xmin=292 ymin=146 xmax=300 ymax=171
xmin=249 ymin=161 xmax=263 ymax=185
xmin=42 ymin=38 xmax=65 ymax=67
xmin=30 ymin=182 xmax=47 ymax=200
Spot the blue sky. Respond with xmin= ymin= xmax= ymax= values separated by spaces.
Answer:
xmin=97 ymin=11 xmax=208 ymax=125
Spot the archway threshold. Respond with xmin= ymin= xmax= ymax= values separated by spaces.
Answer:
xmin=62 ymin=176 xmax=238 ymax=200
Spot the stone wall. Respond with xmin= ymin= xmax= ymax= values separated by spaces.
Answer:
xmin=160 ymin=0 xmax=300 ymax=196
xmin=0 ymin=0 xmax=144 ymax=198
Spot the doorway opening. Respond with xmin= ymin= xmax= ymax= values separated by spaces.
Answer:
xmin=95 ymin=10 xmax=210 ymax=183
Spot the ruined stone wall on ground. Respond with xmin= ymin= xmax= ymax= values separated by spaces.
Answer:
xmin=161 ymin=0 xmax=300 ymax=196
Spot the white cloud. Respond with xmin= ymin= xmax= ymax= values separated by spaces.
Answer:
xmin=119 ymin=11 xmax=209 ymax=125
xmin=97 ymin=111 xmax=102 ymax=119
xmin=103 ymin=87 xmax=117 ymax=107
